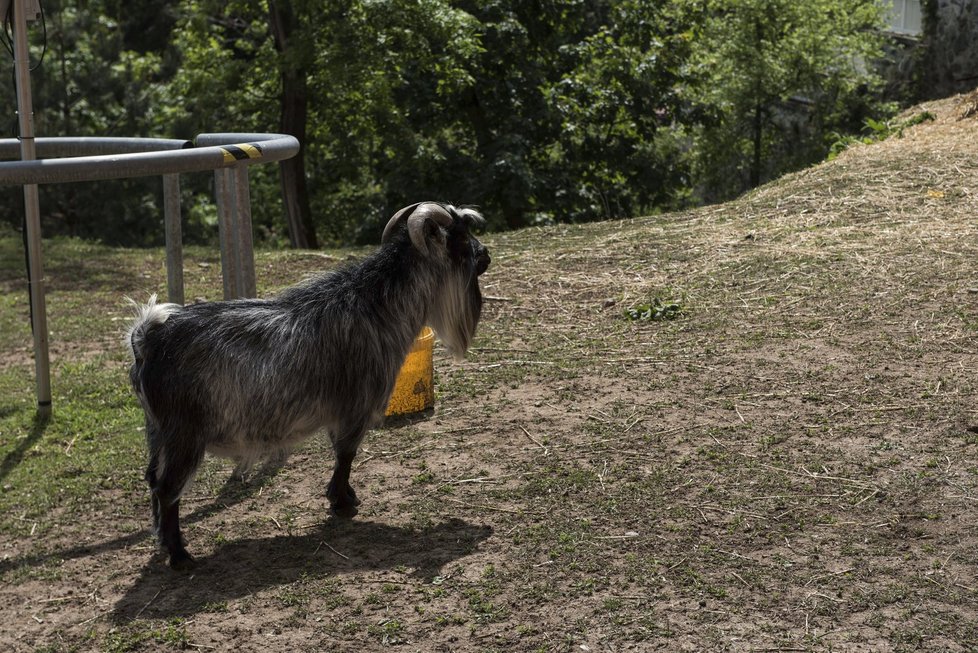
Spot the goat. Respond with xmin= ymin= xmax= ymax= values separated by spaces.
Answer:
xmin=126 ymin=202 xmax=491 ymax=569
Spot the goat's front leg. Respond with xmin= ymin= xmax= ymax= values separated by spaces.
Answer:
xmin=327 ymin=428 xmax=365 ymax=518
xmin=157 ymin=496 xmax=194 ymax=569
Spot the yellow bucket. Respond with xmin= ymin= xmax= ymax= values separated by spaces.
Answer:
xmin=386 ymin=327 xmax=435 ymax=416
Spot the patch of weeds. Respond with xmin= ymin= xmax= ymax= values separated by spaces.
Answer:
xmin=626 ymin=614 xmax=674 ymax=641
xmin=317 ymin=590 xmax=351 ymax=611
xmin=465 ymin=587 xmax=509 ymax=623
xmin=340 ymin=620 xmax=362 ymax=635
xmin=827 ymin=112 xmax=935 ymax=160
xmin=760 ymin=432 xmax=790 ymax=450
xmin=368 ymin=619 xmax=405 ymax=645
xmin=518 ymin=464 xmax=598 ymax=501
xmin=412 ymin=461 xmax=435 ymax=485
xmin=434 ymin=613 xmax=467 ymax=628
xmin=278 ymin=587 xmax=308 ymax=608
xmin=103 ymin=618 xmax=189 ymax=653
xmin=892 ymin=628 xmax=925 ymax=650
xmin=549 ymin=530 xmax=581 ymax=559
xmin=516 ymin=624 xmax=538 ymax=637
xmin=623 ymin=297 xmax=686 ymax=322
xmin=601 ymin=597 xmax=624 ymax=613
xmin=200 ymin=600 xmax=229 ymax=613
xmin=362 ymin=592 xmax=383 ymax=606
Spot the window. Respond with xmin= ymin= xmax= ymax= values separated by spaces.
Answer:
xmin=887 ymin=0 xmax=923 ymax=35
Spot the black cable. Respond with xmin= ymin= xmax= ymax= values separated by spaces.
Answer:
xmin=0 ymin=1 xmax=14 ymax=57
xmin=1 ymin=1 xmax=48 ymax=67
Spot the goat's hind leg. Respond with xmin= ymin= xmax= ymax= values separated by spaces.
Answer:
xmin=145 ymin=455 xmax=161 ymax=534
xmin=143 ymin=420 xmax=163 ymax=533
xmin=150 ymin=434 xmax=205 ymax=570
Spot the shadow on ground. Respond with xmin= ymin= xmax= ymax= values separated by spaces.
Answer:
xmin=111 ymin=517 xmax=492 ymax=621
xmin=0 ymin=458 xmax=288 ymax=578
xmin=0 ymin=235 xmax=166 ymax=295
xmin=0 ymin=410 xmax=49 ymax=484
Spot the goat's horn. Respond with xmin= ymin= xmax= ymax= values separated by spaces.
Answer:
xmin=406 ymin=203 xmax=452 ymax=253
xmin=382 ymin=202 xmax=453 ymax=254
xmin=381 ymin=202 xmax=423 ymax=244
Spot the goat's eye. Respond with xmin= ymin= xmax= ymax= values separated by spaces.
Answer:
xmin=472 ymin=239 xmax=490 ymax=276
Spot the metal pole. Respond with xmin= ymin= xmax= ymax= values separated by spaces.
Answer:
xmin=162 ymin=174 xmax=184 ymax=305
xmin=232 ymin=166 xmax=256 ymax=298
xmin=214 ymin=168 xmax=238 ymax=300
xmin=12 ymin=0 xmax=50 ymax=416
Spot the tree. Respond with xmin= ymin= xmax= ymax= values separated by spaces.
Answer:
xmin=686 ymin=0 xmax=889 ymax=201
xmin=539 ymin=0 xmax=696 ymax=221
xmin=303 ymin=0 xmax=485 ymax=241
xmin=268 ymin=0 xmax=318 ymax=248
xmin=168 ymin=0 xmax=310 ymax=246
xmin=0 ymin=1 xmax=900 ymax=245
xmin=414 ymin=0 xmax=694 ymax=228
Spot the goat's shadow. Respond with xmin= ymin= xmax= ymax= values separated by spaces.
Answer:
xmin=111 ymin=516 xmax=492 ymax=622
xmin=0 ymin=449 xmax=492 ymax=623
xmin=0 ymin=458 xmax=287 ymax=577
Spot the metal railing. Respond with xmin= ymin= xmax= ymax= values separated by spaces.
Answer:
xmin=0 ymin=132 xmax=300 ymax=411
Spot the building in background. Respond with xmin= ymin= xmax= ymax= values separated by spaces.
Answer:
xmin=884 ymin=0 xmax=978 ymax=100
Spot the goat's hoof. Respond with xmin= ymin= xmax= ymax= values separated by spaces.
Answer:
xmin=329 ymin=502 xmax=359 ymax=519
xmin=327 ymin=483 xmax=361 ymax=507
xmin=168 ymin=549 xmax=196 ymax=571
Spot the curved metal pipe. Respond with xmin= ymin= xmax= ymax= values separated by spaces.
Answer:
xmin=0 ymin=133 xmax=299 ymax=185
xmin=0 ymin=137 xmax=192 ymax=159
xmin=4 ymin=131 xmax=301 ymax=413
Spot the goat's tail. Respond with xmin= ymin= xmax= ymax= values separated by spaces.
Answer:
xmin=125 ymin=294 xmax=181 ymax=363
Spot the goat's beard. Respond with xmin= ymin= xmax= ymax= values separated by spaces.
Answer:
xmin=429 ymin=269 xmax=483 ymax=361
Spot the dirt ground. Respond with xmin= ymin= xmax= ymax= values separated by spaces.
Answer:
xmin=2 ymin=90 xmax=978 ymax=652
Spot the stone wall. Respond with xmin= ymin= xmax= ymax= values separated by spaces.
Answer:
xmin=919 ymin=0 xmax=978 ymax=98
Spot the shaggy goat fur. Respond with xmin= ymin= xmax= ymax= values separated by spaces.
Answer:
xmin=126 ymin=202 xmax=490 ymax=568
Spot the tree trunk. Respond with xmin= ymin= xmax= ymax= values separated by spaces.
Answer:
xmin=269 ymin=0 xmax=318 ymax=249
xmin=750 ymin=98 xmax=762 ymax=188
xmin=460 ymin=87 xmax=524 ymax=229
xmin=748 ymin=13 xmax=764 ymax=190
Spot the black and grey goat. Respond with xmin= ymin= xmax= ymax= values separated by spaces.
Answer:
xmin=126 ymin=202 xmax=491 ymax=569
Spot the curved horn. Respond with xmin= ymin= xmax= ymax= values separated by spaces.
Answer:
xmin=381 ymin=202 xmax=423 ymax=245
xmin=406 ymin=203 xmax=453 ymax=254
xmin=382 ymin=202 xmax=454 ymax=254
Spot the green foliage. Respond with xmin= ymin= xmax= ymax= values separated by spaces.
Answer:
xmin=537 ymin=1 xmax=695 ymax=223
xmin=624 ymin=297 xmax=686 ymax=322
xmin=0 ymin=0 xmax=904 ymax=245
xmin=827 ymin=111 xmax=936 ymax=160
xmin=0 ymin=1 xmax=186 ymax=244
xmin=685 ymin=0 xmax=893 ymax=201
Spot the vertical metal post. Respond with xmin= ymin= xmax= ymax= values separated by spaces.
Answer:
xmin=214 ymin=168 xmax=238 ymax=300
xmin=12 ymin=0 xmax=50 ymax=416
xmin=162 ymin=174 xmax=184 ymax=305
xmin=232 ymin=166 xmax=256 ymax=298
